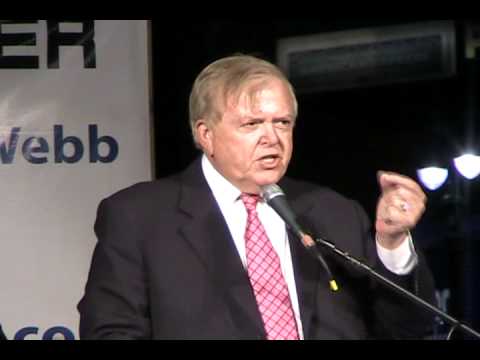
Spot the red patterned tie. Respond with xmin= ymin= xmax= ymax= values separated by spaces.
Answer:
xmin=241 ymin=193 xmax=299 ymax=340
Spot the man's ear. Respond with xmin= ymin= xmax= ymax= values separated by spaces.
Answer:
xmin=195 ymin=120 xmax=214 ymax=157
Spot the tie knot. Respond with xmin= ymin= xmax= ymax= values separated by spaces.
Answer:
xmin=240 ymin=193 xmax=260 ymax=212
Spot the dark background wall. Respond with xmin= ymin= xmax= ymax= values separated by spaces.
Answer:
xmin=150 ymin=19 xmax=480 ymax=337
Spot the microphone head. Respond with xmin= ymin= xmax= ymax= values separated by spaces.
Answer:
xmin=260 ymin=183 xmax=284 ymax=203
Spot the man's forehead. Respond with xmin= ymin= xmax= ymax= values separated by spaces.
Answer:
xmin=225 ymin=82 xmax=294 ymax=116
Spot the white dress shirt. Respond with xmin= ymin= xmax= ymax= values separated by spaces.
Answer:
xmin=201 ymin=154 xmax=417 ymax=339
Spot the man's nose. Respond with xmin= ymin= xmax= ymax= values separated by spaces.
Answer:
xmin=261 ymin=123 xmax=280 ymax=144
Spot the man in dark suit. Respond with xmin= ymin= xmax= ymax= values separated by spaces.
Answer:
xmin=78 ymin=54 xmax=435 ymax=339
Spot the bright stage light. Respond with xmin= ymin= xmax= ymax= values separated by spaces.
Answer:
xmin=417 ymin=167 xmax=449 ymax=191
xmin=453 ymin=154 xmax=480 ymax=180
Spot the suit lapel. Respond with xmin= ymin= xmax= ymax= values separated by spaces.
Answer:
xmin=176 ymin=159 xmax=266 ymax=338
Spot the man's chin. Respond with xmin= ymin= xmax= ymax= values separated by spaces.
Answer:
xmin=255 ymin=172 xmax=284 ymax=188
xmin=239 ymin=169 xmax=286 ymax=193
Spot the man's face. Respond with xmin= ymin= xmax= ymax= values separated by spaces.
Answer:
xmin=198 ymin=78 xmax=295 ymax=194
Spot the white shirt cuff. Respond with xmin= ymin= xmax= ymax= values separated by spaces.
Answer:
xmin=376 ymin=231 xmax=418 ymax=275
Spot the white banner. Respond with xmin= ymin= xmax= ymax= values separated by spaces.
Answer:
xmin=0 ymin=20 xmax=153 ymax=339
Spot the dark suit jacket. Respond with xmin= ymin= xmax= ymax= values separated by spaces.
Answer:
xmin=0 ymin=325 xmax=6 ymax=340
xmin=78 ymin=157 xmax=435 ymax=339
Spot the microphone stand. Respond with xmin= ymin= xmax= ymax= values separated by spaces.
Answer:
xmin=314 ymin=237 xmax=480 ymax=340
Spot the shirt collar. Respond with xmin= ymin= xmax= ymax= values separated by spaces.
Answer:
xmin=201 ymin=154 xmax=242 ymax=205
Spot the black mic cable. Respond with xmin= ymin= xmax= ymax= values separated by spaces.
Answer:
xmin=261 ymin=184 xmax=338 ymax=292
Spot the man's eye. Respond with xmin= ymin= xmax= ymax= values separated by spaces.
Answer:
xmin=275 ymin=120 xmax=292 ymax=128
xmin=243 ymin=120 xmax=261 ymax=127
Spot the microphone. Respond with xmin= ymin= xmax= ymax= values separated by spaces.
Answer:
xmin=260 ymin=184 xmax=338 ymax=292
